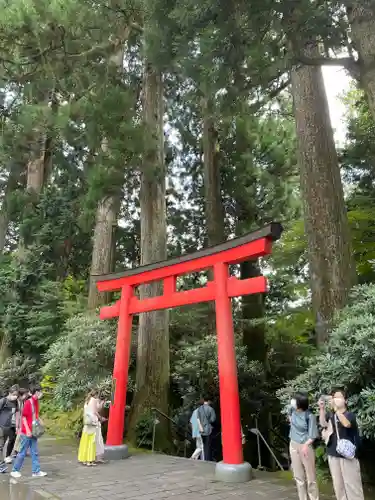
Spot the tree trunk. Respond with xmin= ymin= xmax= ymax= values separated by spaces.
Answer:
xmin=202 ymin=97 xmax=225 ymax=248
xmin=347 ymin=1 xmax=375 ymax=121
xmin=128 ymin=62 xmax=169 ymax=449
xmin=233 ymin=119 xmax=266 ymax=359
xmin=26 ymin=92 xmax=58 ymax=195
xmin=87 ymin=42 xmax=127 ymax=309
xmin=240 ymin=260 xmax=266 ymax=361
xmin=0 ymin=166 xmax=21 ymax=253
xmin=88 ymin=195 xmax=119 ymax=309
xmin=202 ymin=97 xmax=225 ymax=333
xmin=291 ymin=46 xmax=357 ymax=344
xmin=26 ymin=155 xmax=45 ymax=195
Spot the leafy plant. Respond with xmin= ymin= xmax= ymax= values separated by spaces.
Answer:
xmin=278 ymin=284 xmax=375 ymax=440
xmin=42 ymin=313 xmax=118 ymax=409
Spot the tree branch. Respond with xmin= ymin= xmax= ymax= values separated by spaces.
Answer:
xmin=249 ymin=78 xmax=291 ymax=114
xmin=294 ymin=55 xmax=360 ymax=80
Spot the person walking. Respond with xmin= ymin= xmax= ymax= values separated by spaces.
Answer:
xmin=7 ymin=388 xmax=29 ymax=462
xmin=0 ymin=386 xmax=19 ymax=473
xmin=288 ymin=392 xmax=319 ymax=500
xmin=190 ymin=404 xmax=204 ymax=460
xmin=197 ymin=396 xmax=216 ymax=462
xmin=319 ymin=388 xmax=364 ymax=500
xmin=10 ymin=385 xmax=47 ymax=479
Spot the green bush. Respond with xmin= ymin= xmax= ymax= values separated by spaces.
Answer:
xmin=0 ymin=353 xmax=40 ymax=394
xmin=134 ymin=411 xmax=155 ymax=449
xmin=42 ymin=405 xmax=84 ymax=439
xmin=172 ymin=333 xmax=265 ymax=409
xmin=278 ymin=284 xmax=375 ymax=439
xmin=42 ymin=312 xmax=118 ymax=409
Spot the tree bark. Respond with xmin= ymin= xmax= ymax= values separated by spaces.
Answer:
xmin=128 ymin=62 xmax=169 ymax=448
xmin=26 ymin=92 xmax=58 ymax=195
xmin=202 ymin=97 xmax=225 ymax=333
xmin=347 ymin=1 xmax=375 ymax=121
xmin=0 ymin=166 xmax=21 ymax=253
xmin=233 ymin=119 xmax=266 ymax=360
xmin=88 ymin=194 xmax=119 ymax=309
xmin=202 ymin=97 xmax=225 ymax=248
xmin=240 ymin=260 xmax=267 ymax=360
xmin=87 ymin=41 xmax=126 ymax=309
xmin=291 ymin=45 xmax=357 ymax=344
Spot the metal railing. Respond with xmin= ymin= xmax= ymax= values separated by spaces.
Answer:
xmin=148 ymin=408 xmax=192 ymax=456
xmin=144 ymin=409 xmax=288 ymax=469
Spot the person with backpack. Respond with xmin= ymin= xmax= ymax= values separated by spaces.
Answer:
xmin=10 ymin=384 xmax=47 ymax=479
xmin=197 ymin=396 xmax=216 ymax=462
xmin=0 ymin=386 xmax=19 ymax=473
xmin=319 ymin=388 xmax=364 ymax=500
xmin=288 ymin=392 xmax=319 ymax=500
xmin=7 ymin=388 xmax=30 ymax=462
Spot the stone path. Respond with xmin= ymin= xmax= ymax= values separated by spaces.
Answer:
xmin=0 ymin=439 xmax=333 ymax=500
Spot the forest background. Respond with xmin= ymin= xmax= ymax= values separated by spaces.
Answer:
xmin=1 ymin=0 xmax=375 ymax=485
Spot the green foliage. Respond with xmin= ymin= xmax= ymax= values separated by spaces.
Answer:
xmin=0 ymin=252 xmax=66 ymax=357
xmin=278 ymin=284 xmax=375 ymax=440
xmin=0 ymin=353 xmax=39 ymax=394
xmin=42 ymin=313 xmax=118 ymax=409
xmin=172 ymin=333 xmax=265 ymax=410
xmin=134 ymin=412 xmax=155 ymax=449
xmin=42 ymin=406 xmax=84 ymax=439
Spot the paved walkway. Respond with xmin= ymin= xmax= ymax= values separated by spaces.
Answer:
xmin=0 ymin=439 xmax=332 ymax=500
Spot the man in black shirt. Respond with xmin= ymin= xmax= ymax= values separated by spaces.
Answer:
xmin=0 ymin=386 xmax=19 ymax=473
xmin=319 ymin=388 xmax=364 ymax=500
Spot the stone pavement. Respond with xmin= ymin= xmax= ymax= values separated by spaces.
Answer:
xmin=0 ymin=438 xmax=333 ymax=500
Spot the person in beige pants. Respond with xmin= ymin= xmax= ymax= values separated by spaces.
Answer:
xmin=288 ymin=392 xmax=319 ymax=500
xmin=319 ymin=389 xmax=364 ymax=500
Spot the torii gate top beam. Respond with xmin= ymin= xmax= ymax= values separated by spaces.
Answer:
xmin=95 ymin=222 xmax=283 ymax=293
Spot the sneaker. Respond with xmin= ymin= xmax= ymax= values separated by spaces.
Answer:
xmin=10 ymin=471 xmax=21 ymax=479
xmin=0 ymin=467 xmax=7 ymax=474
xmin=4 ymin=457 xmax=13 ymax=464
xmin=32 ymin=471 xmax=47 ymax=478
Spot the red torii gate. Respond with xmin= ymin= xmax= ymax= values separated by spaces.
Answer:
xmin=95 ymin=222 xmax=282 ymax=482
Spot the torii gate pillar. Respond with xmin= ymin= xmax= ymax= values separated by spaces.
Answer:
xmin=95 ymin=223 xmax=283 ymax=482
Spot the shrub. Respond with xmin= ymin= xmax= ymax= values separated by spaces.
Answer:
xmin=42 ymin=406 xmax=84 ymax=439
xmin=42 ymin=312 xmax=118 ymax=409
xmin=172 ymin=333 xmax=265 ymax=411
xmin=0 ymin=353 xmax=40 ymax=394
xmin=278 ymin=284 xmax=375 ymax=439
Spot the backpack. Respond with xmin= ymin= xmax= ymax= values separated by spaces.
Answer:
xmin=30 ymin=398 xmax=45 ymax=439
xmin=197 ymin=405 xmax=213 ymax=437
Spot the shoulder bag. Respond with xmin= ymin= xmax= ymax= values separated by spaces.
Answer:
xmin=30 ymin=398 xmax=45 ymax=439
xmin=334 ymin=414 xmax=356 ymax=460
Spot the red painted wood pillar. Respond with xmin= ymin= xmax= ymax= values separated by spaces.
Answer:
xmin=106 ymin=284 xmax=133 ymax=446
xmin=214 ymin=262 xmax=243 ymax=465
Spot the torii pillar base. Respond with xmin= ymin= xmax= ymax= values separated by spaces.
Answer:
xmin=215 ymin=461 xmax=252 ymax=483
xmin=104 ymin=444 xmax=129 ymax=461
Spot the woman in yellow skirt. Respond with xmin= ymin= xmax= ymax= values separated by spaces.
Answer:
xmin=78 ymin=390 xmax=99 ymax=466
